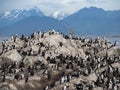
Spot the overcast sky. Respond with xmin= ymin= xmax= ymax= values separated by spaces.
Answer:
xmin=0 ymin=0 xmax=120 ymax=15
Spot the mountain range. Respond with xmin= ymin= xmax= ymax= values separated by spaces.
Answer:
xmin=62 ymin=7 xmax=120 ymax=35
xmin=0 ymin=7 xmax=45 ymax=28
xmin=0 ymin=7 xmax=120 ymax=36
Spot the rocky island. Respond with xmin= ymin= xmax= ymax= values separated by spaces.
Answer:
xmin=0 ymin=30 xmax=120 ymax=90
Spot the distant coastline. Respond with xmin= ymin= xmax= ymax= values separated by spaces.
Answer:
xmin=106 ymin=35 xmax=120 ymax=38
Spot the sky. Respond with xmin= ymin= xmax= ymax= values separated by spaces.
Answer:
xmin=0 ymin=0 xmax=120 ymax=15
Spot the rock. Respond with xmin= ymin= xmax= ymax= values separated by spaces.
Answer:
xmin=107 ymin=47 xmax=119 ymax=56
xmin=87 ymin=73 xmax=97 ymax=81
xmin=38 ymin=56 xmax=47 ymax=65
xmin=0 ymin=84 xmax=10 ymax=90
xmin=117 ymin=48 xmax=120 ymax=55
xmin=0 ymin=83 xmax=21 ymax=90
xmin=0 ymin=43 xmax=3 ymax=54
xmin=0 ymin=86 xmax=9 ymax=90
xmin=2 ymin=49 xmax=22 ymax=62
xmin=97 ymin=47 xmax=119 ymax=57
xmin=0 ymin=30 xmax=120 ymax=90
xmin=23 ymin=56 xmax=35 ymax=66
xmin=97 ymin=50 xmax=106 ymax=57
xmin=31 ymin=45 xmax=40 ymax=54
xmin=42 ymin=34 xmax=85 ymax=58
xmin=43 ymin=34 xmax=67 ymax=47
xmin=15 ymin=39 xmax=24 ymax=48
xmin=55 ymin=46 xmax=71 ymax=56
xmin=9 ymin=84 xmax=17 ymax=90
xmin=23 ymin=56 xmax=47 ymax=66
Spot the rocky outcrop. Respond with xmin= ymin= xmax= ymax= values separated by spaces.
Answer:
xmin=0 ymin=30 xmax=120 ymax=90
xmin=2 ymin=49 xmax=22 ymax=62
xmin=97 ymin=46 xmax=120 ymax=57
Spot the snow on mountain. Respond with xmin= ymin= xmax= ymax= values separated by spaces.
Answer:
xmin=0 ymin=8 xmax=68 ymax=22
xmin=3 ymin=11 xmax=11 ymax=17
xmin=0 ymin=6 xmax=120 ymax=36
xmin=0 ymin=7 xmax=45 ymax=28
xmin=52 ymin=11 xmax=68 ymax=20
xmin=1 ymin=7 xmax=45 ymax=20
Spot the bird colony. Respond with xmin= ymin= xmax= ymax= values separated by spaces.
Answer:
xmin=0 ymin=29 xmax=120 ymax=90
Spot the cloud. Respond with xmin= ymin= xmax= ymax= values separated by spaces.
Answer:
xmin=0 ymin=0 xmax=120 ymax=15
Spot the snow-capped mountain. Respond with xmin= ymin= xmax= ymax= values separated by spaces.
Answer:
xmin=0 ymin=7 xmax=120 ymax=36
xmin=1 ymin=7 xmax=44 ymax=20
xmin=0 ymin=9 xmax=68 ymax=21
xmin=0 ymin=7 xmax=45 ymax=28
xmin=51 ymin=11 xmax=68 ymax=20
